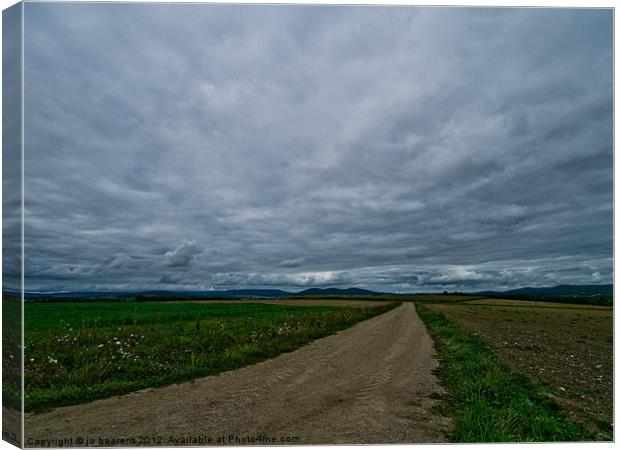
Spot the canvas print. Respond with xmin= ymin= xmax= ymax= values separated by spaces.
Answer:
xmin=2 ymin=2 xmax=614 ymax=447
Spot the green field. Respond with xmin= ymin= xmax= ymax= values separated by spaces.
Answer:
xmin=24 ymin=300 xmax=396 ymax=411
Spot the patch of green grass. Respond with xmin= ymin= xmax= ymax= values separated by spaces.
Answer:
xmin=416 ymin=304 xmax=592 ymax=442
xmin=595 ymin=419 xmax=613 ymax=434
xmin=25 ymin=301 xmax=397 ymax=411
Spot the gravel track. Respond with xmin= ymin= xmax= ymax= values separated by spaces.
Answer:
xmin=25 ymin=303 xmax=450 ymax=446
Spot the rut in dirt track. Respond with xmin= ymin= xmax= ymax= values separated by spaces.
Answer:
xmin=25 ymin=303 xmax=451 ymax=445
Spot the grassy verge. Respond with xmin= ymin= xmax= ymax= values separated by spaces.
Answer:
xmin=416 ymin=304 xmax=592 ymax=442
xmin=25 ymin=301 xmax=397 ymax=411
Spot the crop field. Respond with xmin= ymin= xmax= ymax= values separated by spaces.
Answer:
xmin=24 ymin=300 xmax=397 ymax=411
xmin=422 ymin=300 xmax=613 ymax=439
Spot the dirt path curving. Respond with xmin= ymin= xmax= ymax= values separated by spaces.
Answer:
xmin=25 ymin=303 xmax=451 ymax=446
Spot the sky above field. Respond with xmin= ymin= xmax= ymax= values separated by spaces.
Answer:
xmin=19 ymin=4 xmax=612 ymax=293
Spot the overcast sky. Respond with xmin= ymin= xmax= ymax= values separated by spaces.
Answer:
xmin=21 ymin=4 xmax=612 ymax=293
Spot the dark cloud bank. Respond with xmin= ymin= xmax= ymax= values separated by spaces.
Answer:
xmin=21 ymin=5 xmax=612 ymax=293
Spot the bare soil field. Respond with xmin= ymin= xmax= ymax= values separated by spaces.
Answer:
xmin=425 ymin=301 xmax=613 ymax=438
xmin=25 ymin=303 xmax=450 ymax=446
xmin=465 ymin=298 xmax=612 ymax=310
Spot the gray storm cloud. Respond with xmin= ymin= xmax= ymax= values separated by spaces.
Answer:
xmin=20 ymin=4 xmax=612 ymax=292
xmin=162 ymin=240 xmax=204 ymax=268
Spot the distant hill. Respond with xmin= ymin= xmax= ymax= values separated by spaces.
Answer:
xmin=294 ymin=287 xmax=381 ymax=297
xmin=14 ymin=287 xmax=384 ymax=302
xmin=14 ymin=290 xmax=128 ymax=300
xmin=135 ymin=289 xmax=292 ymax=299
xmin=17 ymin=289 xmax=293 ymax=301
xmin=12 ymin=284 xmax=612 ymax=304
xmin=203 ymin=289 xmax=293 ymax=298
xmin=477 ymin=284 xmax=612 ymax=297
xmin=475 ymin=284 xmax=612 ymax=306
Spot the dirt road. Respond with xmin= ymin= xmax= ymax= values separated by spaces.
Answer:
xmin=25 ymin=303 xmax=451 ymax=446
